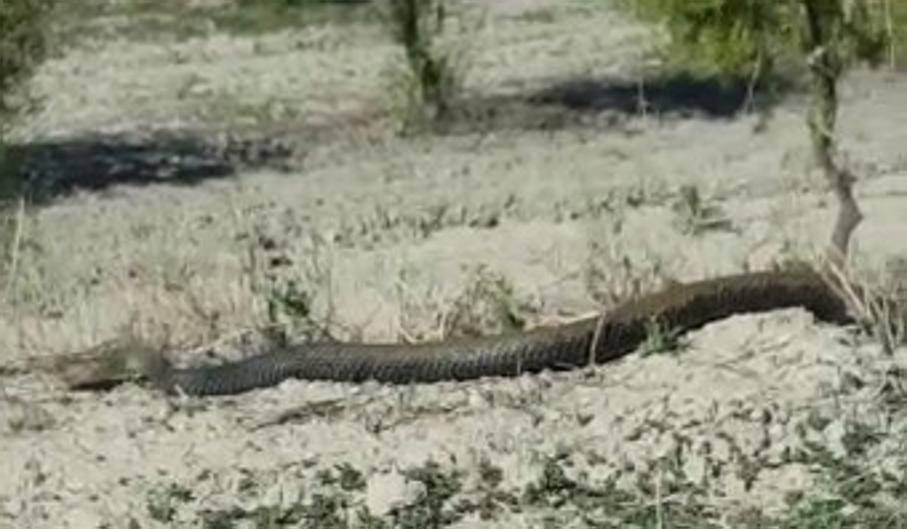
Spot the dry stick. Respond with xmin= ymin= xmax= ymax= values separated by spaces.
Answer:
xmin=3 ymin=197 xmax=25 ymax=300
xmin=654 ymin=466 xmax=664 ymax=529
xmin=822 ymin=259 xmax=906 ymax=353
xmin=743 ymin=49 xmax=766 ymax=116
xmin=588 ymin=312 xmax=607 ymax=367
xmin=884 ymin=0 xmax=897 ymax=70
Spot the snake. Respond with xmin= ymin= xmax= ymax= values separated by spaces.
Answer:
xmin=71 ymin=268 xmax=854 ymax=396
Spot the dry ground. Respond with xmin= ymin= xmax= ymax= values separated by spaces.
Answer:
xmin=2 ymin=0 xmax=907 ymax=527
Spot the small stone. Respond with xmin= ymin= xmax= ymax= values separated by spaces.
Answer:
xmin=821 ymin=418 xmax=849 ymax=458
xmin=466 ymin=389 xmax=488 ymax=409
xmin=682 ymin=451 xmax=708 ymax=484
xmin=364 ymin=468 xmax=425 ymax=517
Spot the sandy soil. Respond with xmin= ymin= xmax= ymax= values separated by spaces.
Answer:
xmin=2 ymin=1 xmax=907 ymax=527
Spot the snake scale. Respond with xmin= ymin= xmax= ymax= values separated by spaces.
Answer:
xmin=111 ymin=268 xmax=854 ymax=396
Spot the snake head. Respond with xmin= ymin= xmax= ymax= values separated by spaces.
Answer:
xmin=51 ymin=338 xmax=173 ymax=391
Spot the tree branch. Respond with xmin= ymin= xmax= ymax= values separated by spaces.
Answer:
xmin=801 ymin=0 xmax=864 ymax=267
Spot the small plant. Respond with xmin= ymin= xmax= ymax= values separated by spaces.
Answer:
xmin=316 ymin=463 xmax=368 ymax=492
xmin=520 ymin=455 xmax=719 ymax=528
xmin=391 ymin=461 xmax=465 ymax=529
xmin=442 ymin=265 xmax=530 ymax=339
xmin=671 ymin=184 xmax=733 ymax=236
xmin=521 ymin=457 xmax=580 ymax=508
xmin=146 ymin=483 xmax=195 ymax=523
xmin=0 ymin=0 xmax=48 ymax=224
xmin=583 ymin=239 xmax=670 ymax=310
xmin=394 ymin=264 xmax=532 ymax=343
xmin=195 ymin=465 xmax=376 ymax=529
xmin=264 ymin=277 xmax=314 ymax=345
xmin=244 ymin=228 xmax=339 ymax=347
xmin=379 ymin=0 xmax=469 ymax=132
xmin=639 ymin=316 xmax=686 ymax=357
xmin=0 ymin=0 xmax=54 ymax=137
xmin=782 ymin=426 xmax=907 ymax=529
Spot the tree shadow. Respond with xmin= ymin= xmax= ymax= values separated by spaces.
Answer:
xmin=2 ymin=128 xmax=300 ymax=205
xmin=439 ymin=71 xmax=797 ymax=136
xmin=526 ymin=72 xmax=792 ymax=119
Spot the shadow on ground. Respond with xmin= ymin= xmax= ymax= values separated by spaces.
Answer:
xmin=2 ymin=73 xmax=796 ymax=204
xmin=2 ymin=128 xmax=301 ymax=204
xmin=441 ymin=72 xmax=797 ymax=135
xmin=528 ymin=72 xmax=792 ymax=118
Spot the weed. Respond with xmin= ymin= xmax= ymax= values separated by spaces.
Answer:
xmin=263 ymin=277 xmax=314 ymax=345
xmin=781 ymin=426 xmax=907 ymax=529
xmin=139 ymin=439 xmax=907 ymax=529
xmin=671 ymin=184 xmax=734 ymax=236
xmin=477 ymin=458 xmax=503 ymax=488
xmin=316 ymin=463 xmax=367 ymax=492
xmin=442 ymin=264 xmax=530 ymax=338
xmin=393 ymin=263 xmax=534 ymax=343
xmin=378 ymin=0 xmax=477 ymax=133
xmin=639 ymin=316 xmax=686 ymax=357
xmin=0 ymin=0 xmax=53 ymax=297
xmin=467 ymin=458 xmax=519 ymax=520
xmin=521 ymin=456 xmax=719 ymax=528
xmin=244 ymin=227 xmax=339 ymax=346
xmin=391 ymin=460 xmax=464 ymax=529
xmin=1 ymin=0 xmax=54 ymax=128
xmin=583 ymin=238 xmax=671 ymax=310
xmin=522 ymin=457 xmax=579 ymax=508
xmin=201 ymin=489 xmax=355 ymax=529
xmin=146 ymin=483 xmax=195 ymax=523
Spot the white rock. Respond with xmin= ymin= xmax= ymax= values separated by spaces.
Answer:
xmin=364 ymin=468 xmax=425 ymax=517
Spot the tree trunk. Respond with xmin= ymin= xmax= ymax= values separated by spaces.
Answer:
xmin=801 ymin=0 xmax=864 ymax=267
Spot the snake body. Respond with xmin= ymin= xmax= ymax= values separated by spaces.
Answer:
xmin=143 ymin=269 xmax=853 ymax=396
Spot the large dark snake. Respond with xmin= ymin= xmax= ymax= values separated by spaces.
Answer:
xmin=113 ymin=268 xmax=857 ymax=396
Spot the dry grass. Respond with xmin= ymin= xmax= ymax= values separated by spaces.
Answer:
xmin=52 ymin=0 xmax=376 ymax=45
xmin=583 ymin=234 xmax=673 ymax=310
xmin=821 ymin=255 xmax=907 ymax=354
xmin=0 ymin=197 xmax=26 ymax=301
xmin=393 ymin=263 xmax=539 ymax=344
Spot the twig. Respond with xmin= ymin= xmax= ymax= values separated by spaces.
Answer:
xmin=820 ymin=257 xmax=905 ymax=353
xmin=884 ymin=0 xmax=897 ymax=70
xmin=588 ymin=312 xmax=607 ymax=367
xmin=3 ymin=196 xmax=25 ymax=300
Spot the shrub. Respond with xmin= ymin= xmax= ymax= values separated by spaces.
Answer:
xmin=0 ymin=0 xmax=55 ymax=137
xmin=621 ymin=0 xmax=890 ymax=260
xmin=379 ymin=0 xmax=467 ymax=132
xmin=0 ymin=0 xmax=55 ymax=291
